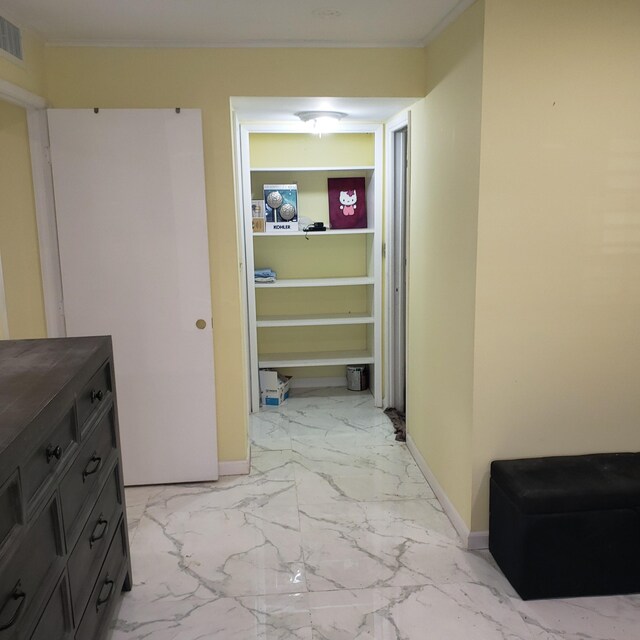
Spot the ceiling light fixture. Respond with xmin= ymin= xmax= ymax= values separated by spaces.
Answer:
xmin=296 ymin=110 xmax=347 ymax=136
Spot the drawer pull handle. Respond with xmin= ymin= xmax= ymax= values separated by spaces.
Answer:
xmin=46 ymin=444 xmax=63 ymax=463
xmin=91 ymin=389 xmax=105 ymax=403
xmin=0 ymin=582 xmax=26 ymax=631
xmin=96 ymin=576 xmax=114 ymax=611
xmin=82 ymin=453 xmax=102 ymax=481
xmin=90 ymin=515 xmax=109 ymax=547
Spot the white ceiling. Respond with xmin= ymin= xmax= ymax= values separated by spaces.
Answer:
xmin=1 ymin=0 xmax=472 ymax=48
xmin=231 ymin=97 xmax=419 ymax=123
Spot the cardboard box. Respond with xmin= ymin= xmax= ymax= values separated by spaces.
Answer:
xmin=252 ymin=217 xmax=266 ymax=233
xmin=259 ymin=369 xmax=292 ymax=406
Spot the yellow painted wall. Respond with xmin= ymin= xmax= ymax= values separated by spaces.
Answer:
xmin=43 ymin=47 xmax=426 ymax=462
xmin=0 ymin=27 xmax=47 ymax=341
xmin=0 ymin=27 xmax=46 ymax=95
xmin=250 ymin=133 xmax=374 ymax=169
xmin=406 ymin=0 xmax=484 ymax=528
xmin=0 ymin=100 xmax=47 ymax=338
xmin=471 ymin=0 xmax=640 ymax=530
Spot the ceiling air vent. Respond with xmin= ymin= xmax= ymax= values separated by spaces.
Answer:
xmin=0 ymin=15 xmax=22 ymax=61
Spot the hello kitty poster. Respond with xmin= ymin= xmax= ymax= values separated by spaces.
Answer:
xmin=327 ymin=177 xmax=367 ymax=229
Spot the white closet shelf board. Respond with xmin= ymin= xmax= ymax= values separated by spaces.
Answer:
xmin=256 ymin=313 xmax=375 ymax=327
xmin=251 ymin=165 xmax=375 ymax=172
xmin=253 ymin=229 xmax=374 ymax=237
xmin=259 ymin=350 xmax=375 ymax=368
xmin=255 ymin=277 xmax=374 ymax=288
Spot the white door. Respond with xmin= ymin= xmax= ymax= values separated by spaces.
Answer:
xmin=48 ymin=109 xmax=218 ymax=485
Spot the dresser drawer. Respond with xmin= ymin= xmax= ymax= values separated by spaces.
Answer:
xmin=0 ymin=473 xmax=21 ymax=553
xmin=0 ymin=496 xmax=63 ymax=639
xmin=30 ymin=573 xmax=72 ymax=640
xmin=23 ymin=410 xmax=77 ymax=514
xmin=75 ymin=520 xmax=127 ymax=640
xmin=76 ymin=363 xmax=112 ymax=436
xmin=68 ymin=464 xmax=122 ymax=622
xmin=60 ymin=410 xmax=116 ymax=545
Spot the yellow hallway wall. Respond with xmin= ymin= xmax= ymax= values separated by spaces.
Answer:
xmin=0 ymin=100 xmax=47 ymax=339
xmin=44 ymin=47 xmax=427 ymax=462
xmin=472 ymin=0 xmax=640 ymax=531
xmin=0 ymin=27 xmax=48 ymax=340
xmin=0 ymin=27 xmax=46 ymax=95
xmin=406 ymin=1 xmax=484 ymax=529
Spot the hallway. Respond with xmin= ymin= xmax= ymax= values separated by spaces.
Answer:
xmin=110 ymin=389 xmax=640 ymax=639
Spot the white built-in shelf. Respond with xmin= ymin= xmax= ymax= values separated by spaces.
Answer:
xmin=253 ymin=228 xmax=374 ymax=237
xmin=255 ymin=276 xmax=374 ymax=289
xmin=256 ymin=313 xmax=374 ymax=328
xmin=258 ymin=349 xmax=375 ymax=368
xmin=251 ymin=165 xmax=375 ymax=173
xmin=241 ymin=124 xmax=383 ymax=410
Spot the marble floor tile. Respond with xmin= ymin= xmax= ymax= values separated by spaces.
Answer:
xmin=130 ymin=501 xmax=306 ymax=598
xmin=145 ymin=459 xmax=297 ymax=513
xmin=114 ymin=390 xmax=639 ymax=640
xmin=292 ymin=441 xmax=433 ymax=504
xmin=251 ymin=412 xmax=293 ymax=451
xmin=309 ymin=584 xmax=533 ymax=640
xmin=124 ymin=485 xmax=164 ymax=543
xmin=110 ymin=592 xmax=312 ymax=640
xmin=510 ymin=594 xmax=640 ymax=640
xmin=125 ymin=503 xmax=146 ymax=541
xmin=298 ymin=500 xmax=509 ymax=591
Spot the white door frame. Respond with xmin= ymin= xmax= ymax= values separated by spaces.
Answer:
xmin=384 ymin=110 xmax=411 ymax=409
xmin=232 ymin=118 xmax=384 ymax=412
xmin=0 ymin=79 xmax=65 ymax=337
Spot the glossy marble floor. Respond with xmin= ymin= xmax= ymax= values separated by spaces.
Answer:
xmin=110 ymin=389 xmax=640 ymax=639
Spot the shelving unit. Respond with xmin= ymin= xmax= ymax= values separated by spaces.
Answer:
xmin=254 ymin=276 xmax=375 ymax=288
xmin=239 ymin=126 xmax=383 ymax=411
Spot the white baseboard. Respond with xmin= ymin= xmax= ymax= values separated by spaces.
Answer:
xmin=467 ymin=530 xmax=489 ymax=550
xmin=290 ymin=376 xmax=347 ymax=389
xmin=218 ymin=444 xmax=251 ymax=476
xmin=406 ymin=434 xmax=488 ymax=550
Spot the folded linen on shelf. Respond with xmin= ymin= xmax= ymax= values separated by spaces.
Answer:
xmin=255 ymin=268 xmax=276 ymax=278
xmin=255 ymin=268 xmax=276 ymax=284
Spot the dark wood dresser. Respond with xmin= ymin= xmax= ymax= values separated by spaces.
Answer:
xmin=0 ymin=337 xmax=131 ymax=640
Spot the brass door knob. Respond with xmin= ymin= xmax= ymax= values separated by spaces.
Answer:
xmin=195 ymin=319 xmax=207 ymax=330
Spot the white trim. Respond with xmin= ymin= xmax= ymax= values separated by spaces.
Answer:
xmin=0 ymin=79 xmax=64 ymax=338
xmin=231 ymin=109 xmax=254 ymax=418
xmin=45 ymin=39 xmax=426 ymax=50
xmin=406 ymin=433 xmax=488 ymax=550
xmin=290 ymin=376 xmax=347 ymax=389
xmin=467 ymin=530 xmax=489 ymax=551
xmin=27 ymin=109 xmax=66 ymax=337
xmin=218 ymin=441 xmax=251 ymax=477
xmin=218 ymin=459 xmax=251 ymax=475
xmin=384 ymin=111 xmax=410 ymax=409
xmin=237 ymin=123 xmax=261 ymax=412
xmin=0 ymin=78 xmax=46 ymax=109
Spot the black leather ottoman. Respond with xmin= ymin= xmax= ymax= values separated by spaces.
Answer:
xmin=489 ymin=453 xmax=640 ymax=600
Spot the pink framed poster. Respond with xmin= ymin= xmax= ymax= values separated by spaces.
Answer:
xmin=327 ymin=177 xmax=367 ymax=229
